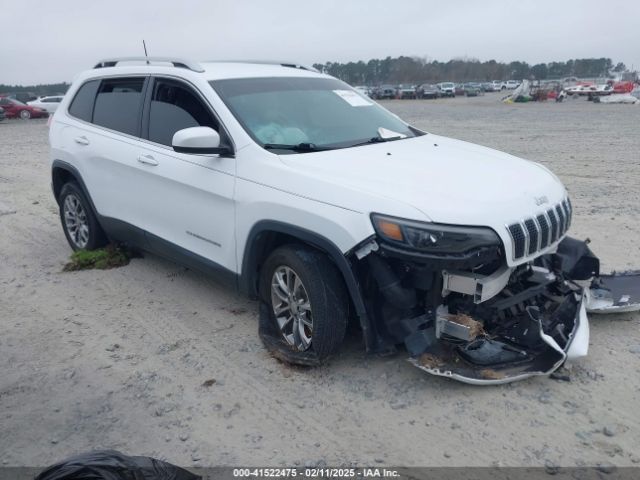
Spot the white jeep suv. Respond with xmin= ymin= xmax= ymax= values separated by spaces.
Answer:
xmin=49 ymin=57 xmax=636 ymax=384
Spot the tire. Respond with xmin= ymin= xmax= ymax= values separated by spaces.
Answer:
xmin=258 ymin=245 xmax=348 ymax=366
xmin=19 ymin=110 xmax=31 ymax=119
xmin=58 ymin=182 xmax=107 ymax=251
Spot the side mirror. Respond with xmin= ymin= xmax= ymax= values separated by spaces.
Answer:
xmin=172 ymin=127 xmax=233 ymax=155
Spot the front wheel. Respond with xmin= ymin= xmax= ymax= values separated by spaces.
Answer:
xmin=19 ymin=109 xmax=31 ymax=119
xmin=259 ymin=245 xmax=348 ymax=366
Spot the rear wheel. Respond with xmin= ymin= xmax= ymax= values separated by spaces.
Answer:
xmin=19 ymin=110 xmax=31 ymax=119
xmin=259 ymin=245 xmax=348 ymax=366
xmin=58 ymin=182 xmax=107 ymax=251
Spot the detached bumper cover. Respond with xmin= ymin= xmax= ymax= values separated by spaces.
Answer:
xmin=585 ymin=271 xmax=640 ymax=313
xmin=409 ymin=292 xmax=589 ymax=385
xmin=385 ymin=237 xmax=639 ymax=385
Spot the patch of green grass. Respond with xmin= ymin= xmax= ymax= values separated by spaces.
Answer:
xmin=63 ymin=244 xmax=131 ymax=271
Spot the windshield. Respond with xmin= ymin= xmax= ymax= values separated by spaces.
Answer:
xmin=210 ymin=77 xmax=418 ymax=153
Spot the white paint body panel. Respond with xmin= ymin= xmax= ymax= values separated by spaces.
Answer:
xmin=50 ymin=61 xmax=569 ymax=275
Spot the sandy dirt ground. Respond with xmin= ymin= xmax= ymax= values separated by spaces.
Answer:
xmin=1 ymin=94 xmax=639 ymax=469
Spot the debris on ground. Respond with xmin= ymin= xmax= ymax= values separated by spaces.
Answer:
xmin=479 ymin=369 xmax=506 ymax=380
xmin=63 ymin=244 xmax=132 ymax=271
xmin=417 ymin=353 xmax=444 ymax=369
xmin=444 ymin=313 xmax=486 ymax=339
xmin=35 ymin=450 xmax=199 ymax=480
xmin=593 ymin=93 xmax=639 ymax=104
xmin=550 ymin=372 xmax=571 ymax=382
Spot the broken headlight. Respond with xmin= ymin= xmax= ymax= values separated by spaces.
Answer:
xmin=371 ymin=214 xmax=501 ymax=254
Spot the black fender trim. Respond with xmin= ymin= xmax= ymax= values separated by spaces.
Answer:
xmin=51 ymin=160 xmax=94 ymax=208
xmin=51 ymin=160 xmax=106 ymax=231
xmin=239 ymin=220 xmax=376 ymax=352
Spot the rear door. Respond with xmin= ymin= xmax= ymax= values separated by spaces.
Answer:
xmin=133 ymin=76 xmax=237 ymax=275
xmin=67 ymin=76 xmax=151 ymax=247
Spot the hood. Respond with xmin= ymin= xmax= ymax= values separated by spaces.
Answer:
xmin=279 ymin=134 xmax=567 ymax=228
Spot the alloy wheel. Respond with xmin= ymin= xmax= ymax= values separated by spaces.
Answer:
xmin=270 ymin=266 xmax=313 ymax=351
xmin=63 ymin=194 xmax=89 ymax=248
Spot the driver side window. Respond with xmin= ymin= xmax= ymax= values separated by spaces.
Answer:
xmin=148 ymin=78 xmax=219 ymax=147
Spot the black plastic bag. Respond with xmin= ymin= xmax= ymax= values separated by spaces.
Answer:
xmin=35 ymin=450 xmax=200 ymax=480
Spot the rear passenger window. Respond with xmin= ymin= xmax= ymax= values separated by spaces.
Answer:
xmin=68 ymin=80 xmax=100 ymax=122
xmin=148 ymin=79 xmax=218 ymax=146
xmin=93 ymin=78 xmax=145 ymax=136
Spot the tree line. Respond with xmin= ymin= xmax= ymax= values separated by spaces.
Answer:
xmin=312 ymin=57 xmax=628 ymax=85
xmin=0 ymin=82 xmax=70 ymax=96
xmin=1 ymin=58 xmax=630 ymax=93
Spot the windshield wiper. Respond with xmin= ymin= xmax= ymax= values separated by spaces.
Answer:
xmin=347 ymin=136 xmax=405 ymax=148
xmin=263 ymin=142 xmax=329 ymax=152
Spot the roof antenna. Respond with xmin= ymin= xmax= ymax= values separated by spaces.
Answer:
xmin=142 ymin=40 xmax=149 ymax=64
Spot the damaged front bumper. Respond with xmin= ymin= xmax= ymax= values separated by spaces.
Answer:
xmin=354 ymin=236 xmax=639 ymax=385
xmin=409 ymin=292 xmax=590 ymax=385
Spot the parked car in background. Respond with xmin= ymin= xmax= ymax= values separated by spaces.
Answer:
xmin=562 ymin=77 xmax=579 ymax=86
xmin=397 ymin=84 xmax=417 ymax=99
xmin=491 ymin=80 xmax=502 ymax=91
xmin=0 ymin=97 xmax=49 ymax=119
xmin=372 ymin=85 xmax=397 ymax=100
xmin=565 ymin=84 xmax=593 ymax=95
xmin=0 ymin=107 xmax=5 ymax=122
xmin=0 ymin=92 xmax=38 ymax=103
xmin=594 ymin=84 xmax=614 ymax=96
xmin=28 ymin=95 xmax=65 ymax=113
xmin=612 ymin=81 xmax=635 ymax=94
xmin=501 ymin=80 xmax=520 ymax=90
xmin=463 ymin=83 xmax=481 ymax=97
xmin=437 ymin=82 xmax=455 ymax=97
xmin=481 ymin=82 xmax=496 ymax=92
xmin=565 ymin=84 xmax=612 ymax=96
xmin=454 ymin=83 xmax=466 ymax=96
xmin=417 ymin=84 xmax=440 ymax=99
xmin=354 ymin=86 xmax=370 ymax=97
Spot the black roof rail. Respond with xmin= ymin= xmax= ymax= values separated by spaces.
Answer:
xmin=93 ymin=57 xmax=205 ymax=73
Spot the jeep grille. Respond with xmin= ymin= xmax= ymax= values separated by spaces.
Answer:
xmin=506 ymin=198 xmax=572 ymax=261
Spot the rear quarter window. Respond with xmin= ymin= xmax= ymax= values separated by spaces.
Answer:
xmin=68 ymin=80 xmax=100 ymax=122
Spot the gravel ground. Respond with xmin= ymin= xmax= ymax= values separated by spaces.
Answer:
xmin=1 ymin=94 xmax=639 ymax=468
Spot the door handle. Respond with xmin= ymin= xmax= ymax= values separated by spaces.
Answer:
xmin=74 ymin=136 xmax=90 ymax=146
xmin=137 ymin=154 xmax=159 ymax=166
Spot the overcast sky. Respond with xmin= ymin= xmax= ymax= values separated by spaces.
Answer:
xmin=1 ymin=0 xmax=638 ymax=85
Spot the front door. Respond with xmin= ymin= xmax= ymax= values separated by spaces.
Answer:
xmin=133 ymin=77 xmax=237 ymax=275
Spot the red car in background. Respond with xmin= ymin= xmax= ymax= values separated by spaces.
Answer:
xmin=0 ymin=96 xmax=49 ymax=119
xmin=612 ymin=81 xmax=635 ymax=94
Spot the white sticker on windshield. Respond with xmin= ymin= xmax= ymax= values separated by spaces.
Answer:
xmin=333 ymin=90 xmax=373 ymax=107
